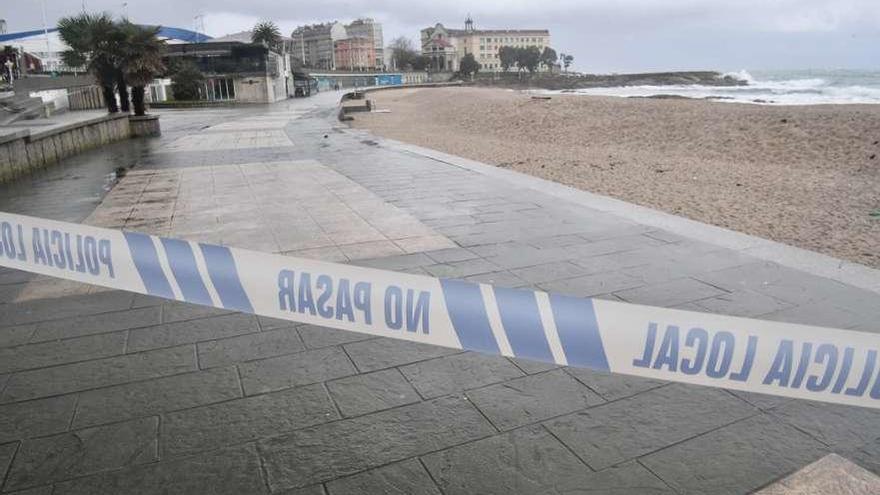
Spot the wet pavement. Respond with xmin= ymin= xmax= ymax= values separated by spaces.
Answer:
xmin=1 ymin=90 xmax=880 ymax=494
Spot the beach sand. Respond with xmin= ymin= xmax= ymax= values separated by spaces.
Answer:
xmin=351 ymin=87 xmax=880 ymax=269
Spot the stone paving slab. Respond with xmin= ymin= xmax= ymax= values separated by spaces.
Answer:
xmin=53 ymin=443 xmax=266 ymax=495
xmin=0 ymin=92 xmax=879 ymax=493
xmin=71 ymin=366 xmax=242 ymax=429
xmin=421 ymin=426 xmax=672 ymax=495
xmin=758 ymin=454 xmax=880 ymax=494
xmin=641 ymin=414 xmax=828 ymax=494
xmin=259 ymin=395 xmax=495 ymax=491
xmin=324 ymin=458 xmax=440 ymax=495
xmin=14 ymin=158 xmax=456 ymax=301
xmin=545 ymin=384 xmax=758 ymax=470
xmin=161 ymin=129 xmax=293 ymax=151
xmin=5 ymin=416 xmax=158 ymax=491
xmin=161 ymin=383 xmax=338 ymax=457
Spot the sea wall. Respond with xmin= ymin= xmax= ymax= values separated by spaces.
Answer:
xmin=0 ymin=113 xmax=130 ymax=184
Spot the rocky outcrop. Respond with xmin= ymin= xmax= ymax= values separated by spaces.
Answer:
xmin=472 ymin=71 xmax=747 ymax=90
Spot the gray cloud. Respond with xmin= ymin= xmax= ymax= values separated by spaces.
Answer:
xmin=5 ymin=0 xmax=879 ymax=71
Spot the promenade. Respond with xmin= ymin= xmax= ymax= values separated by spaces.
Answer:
xmin=1 ymin=89 xmax=879 ymax=494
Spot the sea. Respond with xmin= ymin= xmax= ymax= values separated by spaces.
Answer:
xmin=553 ymin=69 xmax=880 ymax=105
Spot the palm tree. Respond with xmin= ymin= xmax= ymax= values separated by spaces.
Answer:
xmin=120 ymin=22 xmax=165 ymax=116
xmin=251 ymin=21 xmax=281 ymax=50
xmin=58 ymin=12 xmax=122 ymax=112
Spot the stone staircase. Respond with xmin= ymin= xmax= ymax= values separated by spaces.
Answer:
xmin=0 ymin=92 xmax=52 ymax=125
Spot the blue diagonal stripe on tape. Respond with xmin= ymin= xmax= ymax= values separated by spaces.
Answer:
xmin=440 ymin=279 xmax=500 ymax=355
xmin=160 ymin=238 xmax=213 ymax=306
xmin=549 ymin=294 xmax=610 ymax=371
xmin=199 ymin=244 xmax=254 ymax=313
xmin=123 ymin=232 xmax=174 ymax=299
xmin=493 ymin=286 xmax=554 ymax=362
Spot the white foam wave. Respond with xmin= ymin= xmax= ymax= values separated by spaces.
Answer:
xmin=722 ymin=69 xmax=755 ymax=84
xmin=545 ymin=70 xmax=880 ymax=105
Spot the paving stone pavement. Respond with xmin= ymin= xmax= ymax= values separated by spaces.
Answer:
xmin=0 ymin=90 xmax=879 ymax=493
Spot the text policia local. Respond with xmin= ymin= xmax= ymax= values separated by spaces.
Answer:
xmin=277 ymin=269 xmax=431 ymax=333
xmin=635 ymin=322 xmax=880 ymax=399
xmin=0 ymin=222 xmax=114 ymax=277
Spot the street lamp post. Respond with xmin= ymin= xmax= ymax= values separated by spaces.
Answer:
xmin=4 ymin=60 xmax=14 ymax=88
xmin=193 ymin=14 xmax=204 ymax=44
xmin=40 ymin=0 xmax=53 ymax=73
xmin=300 ymin=31 xmax=305 ymax=67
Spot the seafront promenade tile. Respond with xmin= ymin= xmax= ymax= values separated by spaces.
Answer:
xmin=237 ymin=346 xmax=357 ymax=395
xmin=0 ymin=344 xmax=197 ymax=403
xmin=53 ymin=443 xmax=267 ymax=495
xmin=0 ymin=96 xmax=879 ymax=493
xmin=641 ymin=415 xmax=828 ymax=494
xmin=563 ymin=367 xmax=666 ymax=401
xmin=466 ymin=369 xmax=605 ymax=430
xmin=162 ymin=129 xmax=293 ymax=151
xmin=71 ymin=366 xmax=242 ymax=429
xmin=126 ymin=313 xmax=260 ymax=352
xmin=757 ymin=454 xmax=880 ymax=495
xmin=4 ymin=416 xmax=158 ymax=491
xmin=342 ymin=337 xmax=460 ymax=373
xmin=326 ymin=368 xmax=421 ymax=417
xmin=259 ymin=395 xmax=495 ymax=490
xmin=324 ymin=458 xmax=441 ymax=495
xmin=421 ymin=426 xmax=672 ymax=495
xmin=544 ymin=384 xmax=757 ymax=469
xmin=0 ymin=395 xmax=77 ymax=443
xmin=196 ymin=326 xmax=305 ymax=369
xmin=0 ymin=331 xmax=127 ymax=374
xmin=160 ymin=383 xmax=338 ymax=456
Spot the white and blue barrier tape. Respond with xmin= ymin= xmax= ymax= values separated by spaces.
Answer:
xmin=1 ymin=211 xmax=879 ymax=409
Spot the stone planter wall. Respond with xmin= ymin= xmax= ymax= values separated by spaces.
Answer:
xmin=0 ymin=113 xmax=130 ymax=184
xmin=129 ymin=115 xmax=161 ymax=137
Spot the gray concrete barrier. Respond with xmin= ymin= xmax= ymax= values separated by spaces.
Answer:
xmin=0 ymin=113 xmax=131 ymax=184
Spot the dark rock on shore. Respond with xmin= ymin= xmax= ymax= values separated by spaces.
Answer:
xmin=471 ymin=71 xmax=747 ymax=90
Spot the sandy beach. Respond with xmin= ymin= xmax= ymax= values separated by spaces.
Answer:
xmin=351 ymin=87 xmax=880 ymax=268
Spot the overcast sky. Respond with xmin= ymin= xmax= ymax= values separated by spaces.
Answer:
xmin=5 ymin=0 xmax=879 ymax=72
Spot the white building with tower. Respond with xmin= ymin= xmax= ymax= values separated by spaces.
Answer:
xmin=420 ymin=16 xmax=551 ymax=72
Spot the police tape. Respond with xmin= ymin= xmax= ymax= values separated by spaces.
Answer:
xmin=1 ymin=210 xmax=879 ymax=409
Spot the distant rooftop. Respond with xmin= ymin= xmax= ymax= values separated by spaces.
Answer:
xmin=211 ymin=31 xmax=293 ymax=44
xmin=0 ymin=25 xmax=212 ymax=43
xmin=291 ymin=22 xmax=340 ymax=34
xmin=210 ymin=31 xmax=253 ymax=43
xmin=423 ymin=21 xmax=549 ymax=37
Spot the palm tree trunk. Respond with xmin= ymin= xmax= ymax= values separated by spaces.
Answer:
xmin=117 ymin=72 xmax=130 ymax=112
xmin=101 ymin=84 xmax=119 ymax=113
xmin=131 ymin=86 xmax=146 ymax=116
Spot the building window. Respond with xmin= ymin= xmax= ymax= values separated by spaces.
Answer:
xmin=197 ymin=78 xmax=235 ymax=101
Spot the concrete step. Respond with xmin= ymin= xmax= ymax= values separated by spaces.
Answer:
xmin=0 ymin=93 xmax=50 ymax=125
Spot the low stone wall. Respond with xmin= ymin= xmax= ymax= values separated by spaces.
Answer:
xmin=337 ymin=82 xmax=464 ymax=122
xmin=129 ymin=115 xmax=161 ymax=137
xmin=0 ymin=113 xmax=130 ymax=184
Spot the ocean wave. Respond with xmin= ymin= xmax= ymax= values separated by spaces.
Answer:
xmin=722 ymin=69 xmax=755 ymax=84
xmin=549 ymin=69 xmax=880 ymax=105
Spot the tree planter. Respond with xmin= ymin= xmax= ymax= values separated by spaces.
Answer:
xmin=129 ymin=114 xmax=160 ymax=137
